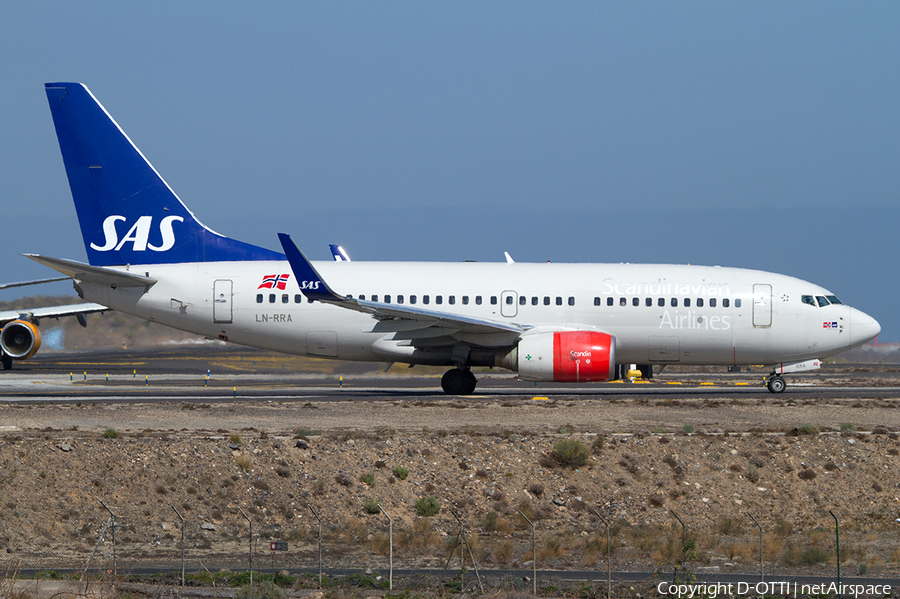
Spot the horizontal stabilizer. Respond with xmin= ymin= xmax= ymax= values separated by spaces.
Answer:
xmin=0 ymin=277 xmax=70 ymax=291
xmin=24 ymin=254 xmax=156 ymax=287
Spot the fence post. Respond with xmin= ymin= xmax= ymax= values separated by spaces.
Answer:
xmin=591 ymin=508 xmax=611 ymax=599
xmin=517 ymin=509 xmax=536 ymax=595
xmin=449 ymin=508 xmax=483 ymax=592
xmin=308 ymin=505 xmax=323 ymax=588
xmin=830 ymin=510 xmax=841 ymax=599
xmin=748 ymin=512 xmax=763 ymax=582
xmin=378 ymin=505 xmax=393 ymax=591
xmin=670 ymin=510 xmax=686 ymax=582
xmin=99 ymin=501 xmax=117 ymax=576
xmin=171 ymin=504 xmax=185 ymax=587
xmin=239 ymin=507 xmax=253 ymax=585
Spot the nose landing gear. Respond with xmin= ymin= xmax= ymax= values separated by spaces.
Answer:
xmin=765 ymin=375 xmax=786 ymax=393
xmin=441 ymin=368 xmax=477 ymax=395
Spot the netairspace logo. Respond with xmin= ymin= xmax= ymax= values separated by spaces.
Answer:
xmin=656 ymin=581 xmax=893 ymax=598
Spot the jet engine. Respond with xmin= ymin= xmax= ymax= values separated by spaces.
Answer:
xmin=499 ymin=330 xmax=616 ymax=382
xmin=1 ymin=320 xmax=42 ymax=360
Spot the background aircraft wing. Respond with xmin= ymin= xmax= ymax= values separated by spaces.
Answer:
xmin=0 ymin=303 xmax=108 ymax=326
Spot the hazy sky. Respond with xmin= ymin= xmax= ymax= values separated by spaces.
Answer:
xmin=1 ymin=3 xmax=897 ymax=340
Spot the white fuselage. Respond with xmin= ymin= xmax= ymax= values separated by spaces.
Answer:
xmin=77 ymin=260 xmax=878 ymax=368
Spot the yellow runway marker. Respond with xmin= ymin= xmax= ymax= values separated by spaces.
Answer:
xmin=531 ymin=396 xmax=550 ymax=401
xmin=735 ymin=382 xmax=749 ymax=386
xmin=667 ymin=381 xmax=683 ymax=385
xmin=634 ymin=380 xmax=651 ymax=384
xmin=700 ymin=382 xmax=715 ymax=386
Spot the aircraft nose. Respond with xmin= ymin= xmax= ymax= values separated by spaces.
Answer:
xmin=850 ymin=307 xmax=881 ymax=348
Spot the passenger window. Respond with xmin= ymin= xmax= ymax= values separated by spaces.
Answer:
xmin=449 ymin=296 xmax=455 ymax=305
xmin=735 ymin=298 xmax=742 ymax=308
xmin=607 ymin=297 xmax=614 ymax=306
xmin=462 ymin=296 xmax=469 ymax=305
xmin=397 ymin=295 xmax=404 ymax=304
xmin=816 ymin=296 xmax=829 ymax=307
xmin=632 ymin=297 xmax=639 ymax=307
xmin=594 ymin=297 xmax=601 ymax=306
xmin=670 ymin=298 xmax=677 ymax=307
xmin=645 ymin=297 xmax=652 ymax=307
xmin=256 ymin=294 xmax=263 ymax=304
xmin=544 ymin=296 xmax=551 ymax=306
xmin=491 ymin=296 xmax=497 ymax=305
xmin=475 ymin=296 xmax=482 ymax=305
xmin=282 ymin=294 xmax=289 ymax=304
xmin=658 ymin=298 xmax=665 ymax=307
xmin=532 ymin=296 xmax=538 ymax=306
xmin=519 ymin=296 xmax=526 ymax=306
xmin=619 ymin=297 xmax=627 ymax=307
xmin=568 ymin=297 xmax=575 ymax=306
xmin=410 ymin=295 xmax=417 ymax=304
xmin=697 ymin=298 xmax=703 ymax=307
xmin=295 ymin=294 xmax=303 ymax=303
xmin=507 ymin=296 xmax=514 ymax=305
xmin=269 ymin=294 xmax=276 ymax=304
xmin=684 ymin=298 xmax=691 ymax=307
xmin=384 ymin=294 xmax=391 ymax=303
xmin=556 ymin=297 xmax=562 ymax=306
xmin=436 ymin=295 xmax=442 ymax=304
xmin=371 ymin=294 xmax=378 ymax=302
xmin=710 ymin=298 xmax=716 ymax=308
xmin=423 ymin=295 xmax=430 ymax=305
xmin=826 ymin=295 xmax=843 ymax=305
xmin=723 ymin=298 xmax=730 ymax=308
xmin=359 ymin=294 xmax=366 ymax=301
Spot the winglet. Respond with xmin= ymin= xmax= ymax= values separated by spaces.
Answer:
xmin=329 ymin=244 xmax=351 ymax=262
xmin=278 ymin=234 xmax=344 ymax=302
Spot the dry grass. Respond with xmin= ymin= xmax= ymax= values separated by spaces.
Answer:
xmin=234 ymin=454 xmax=252 ymax=472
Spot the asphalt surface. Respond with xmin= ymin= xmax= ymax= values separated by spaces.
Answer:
xmin=1 ymin=345 xmax=898 ymax=403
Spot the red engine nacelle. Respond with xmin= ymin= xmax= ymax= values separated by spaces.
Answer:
xmin=0 ymin=320 xmax=42 ymax=360
xmin=503 ymin=330 xmax=616 ymax=382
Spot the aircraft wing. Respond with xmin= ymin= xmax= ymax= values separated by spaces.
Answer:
xmin=0 ymin=276 xmax=71 ymax=291
xmin=0 ymin=303 xmax=108 ymax=325
xmin=24 ymin=254 xmax=157 ymax=287
xmin=279 ymin=234 xmax=529 ymax=340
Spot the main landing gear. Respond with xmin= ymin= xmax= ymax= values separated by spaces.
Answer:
xmin=441 ymin=368 xmax=477 ymax=395
xmin=765 ymin=375 xmax=786 ymax=394
xmin=1 ymin=352 xmax=11 ymax=371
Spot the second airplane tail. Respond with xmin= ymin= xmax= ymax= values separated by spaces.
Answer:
xmin=44 ymin=82 xmax=283 ymax=267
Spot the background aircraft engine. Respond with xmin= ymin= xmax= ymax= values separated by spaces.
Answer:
xmin=1 ymin=320 xmax=42 ymax=360
xmin=507 ymin=331 xmax=616 ymax=382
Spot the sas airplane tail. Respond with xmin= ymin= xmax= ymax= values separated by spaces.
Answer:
xmin=44 ymin=82 xmax=283 ymax=267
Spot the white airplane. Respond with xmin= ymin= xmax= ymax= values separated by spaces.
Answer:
xmin=31 ymin=82 xmax=881 ymax=394
xmin=0 ymin=277 xmax=107 ymax=370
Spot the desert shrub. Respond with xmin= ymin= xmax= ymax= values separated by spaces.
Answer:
xmin=648 ymin=494 xmax=665 ymax=508
xmin=235 ymin=455 xmax=253 ymax=472
xmin=551 ymin=439 xmax=589 ymax=468
xmin=528 ymin=482 xmax=544 ymax=497
xmin=275 ymin=465 xmax=291 ymax=478
xmin=592 ymin=435 xmax=606 ymax=453
xmin=363 ymin=498 xmax=381 ymax=514
xmin=359 ymin=471 xmax=375 ymax=487
xmin=103 ymin=428 xmax=119 ymax=439
xmin=790 ymin=424 xmax=819 ymax=436
xmin=229 ymin=433 xmax=242 ymax=445
xmin=414 ymin=496 xmax=440 ymax=517
xmin=663 ymin=456 xmax=678 ymax=469
xmin=335 ymin=472 xmax=353 ymax=487
xmin=840 ymin=422 xmax=854 ymax=431
xmin=798 ymin=468 xmax=817 ymax=480
xmin=746 ymin=465 xmax=760 ymax=483
xmin=716 ymin=516 xmax=744 ymax=535
xmin=784 ymin=544 xmax=828 ymax=567
xmin=392 ymin=465 xmax=409 ymax=480
xmin=235 ymin=582 xmax=287 ymax=599
xmin=682 ymin=424 xmax=694 ymax=434
xmin=823 ymin=462 xmax=839 ymax=471
xmin=480 ymin=511 xmax=511 ymax=533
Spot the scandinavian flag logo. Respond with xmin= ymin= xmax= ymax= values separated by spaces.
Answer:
xmin=823 ymin=321 xmax=838 ymax=329
xmin=258 ymin=274 xmax=291 ymax=290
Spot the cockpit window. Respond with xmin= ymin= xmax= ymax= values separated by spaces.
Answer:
xmin=826 ymin=295 xmax=843 ymax=305
xmin=816 ymin=296 xmax=830 ymax=307
xmin=801 ymin=295 xmax=816 ymax=307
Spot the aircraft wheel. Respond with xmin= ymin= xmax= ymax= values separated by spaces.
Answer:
xmin=441 ymin=369 xmax=476 ymax=395
xmin=766 ymin=375 xmax=786 ymax=394
xmin=1 ymin=353 xmax=11 ymax=371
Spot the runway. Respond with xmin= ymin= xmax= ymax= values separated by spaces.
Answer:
xmin=2 ymin=345 xmax=898 ymax=404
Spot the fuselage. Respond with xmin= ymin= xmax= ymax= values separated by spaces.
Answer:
xmin=78 ymin=260 xmax=880 ymax=368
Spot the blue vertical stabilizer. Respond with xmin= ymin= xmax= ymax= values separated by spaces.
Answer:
xmin=44 ymin=82 xmax=284 ymax=266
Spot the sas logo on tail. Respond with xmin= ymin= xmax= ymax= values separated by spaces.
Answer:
xmin=91 ymin=215 xmax=184 ymax=252
xmin=258 ymin=274 xmax=291 ymax=290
